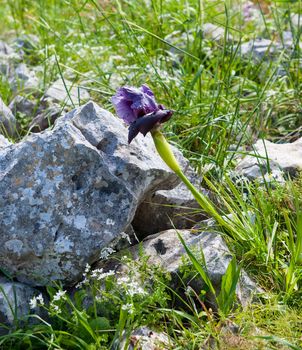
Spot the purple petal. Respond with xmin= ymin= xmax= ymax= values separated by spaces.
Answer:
xmin=111 ymin=89 xmax=137 ymax=124
xmin=127 ymin=109 xmax=174 ymax=143
xmin=112 ymin=85 xmax=159 ymax=124
xmin=141 ymin=84 xmax=155 ymax=97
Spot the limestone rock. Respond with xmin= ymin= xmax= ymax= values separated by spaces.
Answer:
xmin=235 ymin=138 xmax=302 ymax=182
xmin=132 ymin=161 xmax=209 ymax=237
xmin=0 ymin=96 xmax=17 ymax=137
xmin=9 ymin=63 xmax=39 ymax=92
xmin=114 ymin=327 xmax=170 ymax=350
xmin=240 ymin=38 xmax=280 ymax=61
xmin=0 ymin=41 xmax=20 ymax=76
xmin=0 ymin=277 xmax=39 ymax=335
xmin=0 ymin=135 xmax=11 ymax=149
xmin=44 ymin=78 xmax=90 ymax=106
xmin=29 ymin=105 xmax=62 ymax=132
xmin=13 ymin=34 xmax=39 ymax=55
xmin=203 ymin=23 xmax=233 ymax=42
xmin=0 ymin=101 xmax=179 ymax=286
xmin=100 ymin=228 xmax=259 ymax=307
xmin=9 ymin=95 xmax=36 ymax=118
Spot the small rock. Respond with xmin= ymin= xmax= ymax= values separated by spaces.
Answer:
xmin=132 ymin=160 xmax=209 ymax=237
xmin=291 ymin=13 xmax=302 ymax=28
xmin=13 ymin=34 xmax=39 ymax=55
xmin=115 ymin=327 xmax=170 ymax=350
xmin=0 ymin=41 xmax=14 ymax=56
xmin=240 ymin=38 xmax=280 ymax=61
xmin=0 ymin=96 xmax=17 ymax=138
xmin=0 ymin=41 xmax=20 ymax=76
xmin=203 ymin=23 xmax=233 ymax=42
xmin=44 ymin=78 xmax=90 ymax=106
xmin=235 ymin=138 xmax=302 ymax=182
xmin=9 ymin=63 xmax=39 ymax=92
xmin=0 ymin=135 xmax=11 ymax=148
xmin=0 ymin=276 xmax=39 ymax=335
xmin=9 ymin=95 xmax=36 ymax=118
xmin=29 ymin=105 xmax=62 ymax=132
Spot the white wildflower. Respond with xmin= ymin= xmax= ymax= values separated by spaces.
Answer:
xmin=53 ymin=290 xmax=67 ymax=302
xmin=121 ymin=303 xmax=134 ymax=314
xmin=50 ymin=303 xmax=61 ymax=314
xmin=91 ymin=268 xmax=115 ymax=280
xmin=120 ymin=232 xmax=131 ymax=244
xmin=117 ymin=277 xmax=147 ymax=297
xmin=29 ymin=297 xmax=37 ymax=309
xmin=29 ymin=293 xmax=44 ymax=309
xmin=84 ymin=263 xmax=91 ymax=274
xmin=100 ymin=247 xmax=116 ymax=260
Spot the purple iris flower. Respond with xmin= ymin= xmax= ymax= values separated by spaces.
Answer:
xmin=112 ymin=85 xmax=173 ymax=143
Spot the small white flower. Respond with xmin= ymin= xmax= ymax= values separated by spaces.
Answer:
xmin=100 ymin=247 xmax=116 ymax=260
xmin=121 ymin=303 xmax=134 ymax=314
xmin=53 ymin=290 xmax=66 ymax=301
xmin=120 ymin=232 xmax=131 ymax=244
xmin=91 ymin=268 xmax=115 ymax=280
xmin=50 ymin=303 xmax=61 ymax=314
xmin=84 ymin=263 xmax=91 ymax=274
xmin=29 ymin=297 xmax=37 ymax=309
xmin=36 ymin=293 xmax=44 ymax=305
xmin=29 ymin=293 xmax=44 ymax=309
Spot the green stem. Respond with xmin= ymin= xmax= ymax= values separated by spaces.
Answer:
xmin=176 ymin=169 xmax=232 ymax=232
xmin=151 ymin=129 xmax=233 ymax=232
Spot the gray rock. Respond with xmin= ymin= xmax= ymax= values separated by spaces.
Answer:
xmin=44 ymin=78 xmax=90 ymax=107
xmin=101 ymin=228 xmax=259 ymax=308
xmin=13 ymin=34 xmax=39 ymax=55
xmin=0 ymin=41 xmax=14 ymax=56
xmin=0 ymin=97 xmax=17 ymax=138
xmin=29 ymin=105 xmax=62 ymax=132
xmin=114 ymin=327 xmax=170 ymax=350
xmin=132 ymin=161 xmax=209 ymax=237
xmin=0 ymin=41 xmax=20 ymax=77
xmin=240 ymin=38 xmax=280 ymax=61
xmin=0 ymin=101 xmax=179 ymax=286
xmin=0 ymin=277 xmax=39 ymax=334
xmin=9 ymin=95 xmax=36 ymax=118
xmin=291 ymin=13 xmax=302 ymax=28
xmin=0 ymin=135 xmax=11 ymax=149
xmin=9 ymin=63 xmax=39 ymax=92
xmin=235 ymin=138 xmax=302 ymax=182
xmin=203 ymin=23 xmax=233 ymax=42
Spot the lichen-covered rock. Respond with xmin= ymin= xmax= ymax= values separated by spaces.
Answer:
xmin=101 ymin=228 xmax=259 ymax=307
xmin=235 ymin=138 xmax=302 ymax=182
xmin=44 ymin=78 xmax=90 ymax=106
xmin=0 ymin=101 xmax=179 ymax=286
xmin=0 ymin=277 xmax=39 ymax=335
xmin=0 ymin=96 xmax=17 ymax=137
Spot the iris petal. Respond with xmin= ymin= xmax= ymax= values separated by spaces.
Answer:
xmin=112 ymin=85 xmax=174 ymax=142
xmin=128 ymin=110 xmax=174 ymax=144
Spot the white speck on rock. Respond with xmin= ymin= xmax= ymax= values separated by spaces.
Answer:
xmin=5 ymin=239 xmax=23 ymax=255
xmin=74 ymin=215 xmax=87 ymax=230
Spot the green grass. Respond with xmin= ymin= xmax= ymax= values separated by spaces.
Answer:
xmin=0 ymin=0 xmax=302 ymax=348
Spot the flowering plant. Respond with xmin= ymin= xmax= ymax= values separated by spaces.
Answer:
xmin=112 ymin=85 xmax=229 ymax=229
